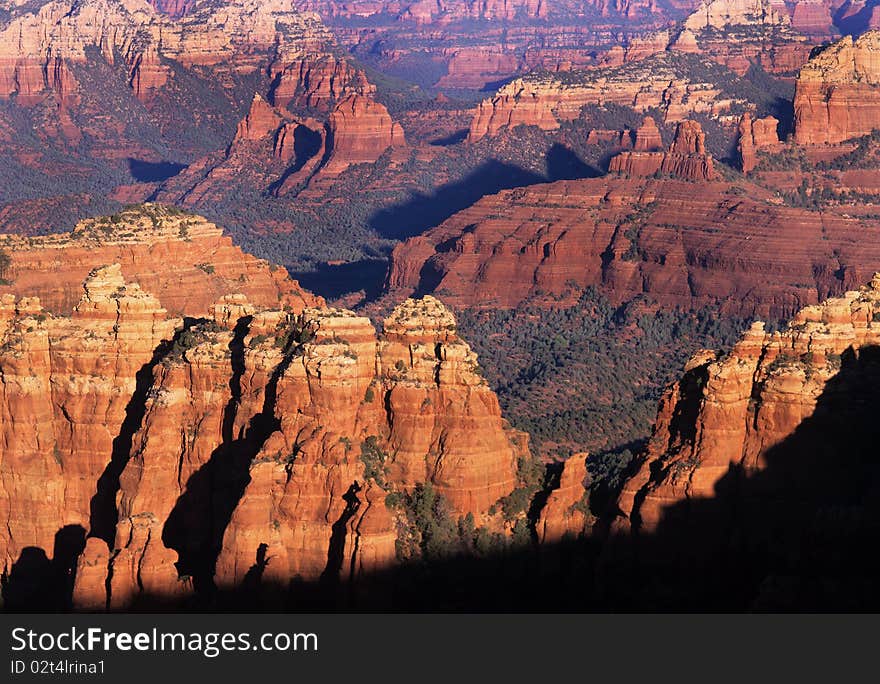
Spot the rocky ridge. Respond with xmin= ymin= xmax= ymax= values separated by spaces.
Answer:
xmin=0 ymin=204 xmax=320 ymax=316
xmin=0 ymin=258 xmax=527 ymax=609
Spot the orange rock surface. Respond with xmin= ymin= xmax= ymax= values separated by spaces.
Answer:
xmin=536 ymin=455 xmax=591 ymax=544
xmin=615 ymin=274 xmax=880 ymax=534
xmin=794 ymin=31 xmax=880 ymax=145
xmin=0 ymin=205 xmax=319 ymax=316
xmin=0 ymin=249 xmax=523 ymax=608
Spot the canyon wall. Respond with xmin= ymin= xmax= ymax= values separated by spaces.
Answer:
xmin=0 ymin=205 xmax=319 ymax=316
xmin=794 ymin=30 xmax=880 ymax=145
xmin=0 ymin=226 xmax=526 ymax=608
xmin=387 ymin=176 xmax=880 ymax=319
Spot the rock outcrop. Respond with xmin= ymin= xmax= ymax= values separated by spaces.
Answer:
xmin=386 ymin=176 xmax=880 ymax=319
xmin=737 ymin=111 xmax=781 ymax=172
xmin=0 ymin=205 xmax=319 ymax=316
xmin=609 ymin=119 xmax=716 ymax=180
xmin=616 ymin=277 xmax=880 ymax=531
xmin=467 ymin=53 xmax=749 ymax=141
xmin=0 ymin=0 xmax=332 ymax=103
xmin=793 ymin=31 xmax=880 ymax=145
xmin=632 ymin=116 xmax=664 ymax=151
xmin=684 ymin=0 xmax=790 ymax=30
xmin=536 ymin=456 xmax=591 ymax=544
xmin=321 ymin=94 xmax=407 ymax=176
xmin=0 ymin=260 xmax=523 ymax=609
xmin=603 ymin=275 xmax=880 ymax=608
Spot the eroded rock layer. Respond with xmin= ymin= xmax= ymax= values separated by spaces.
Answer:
xmin=0 ymin=253 xmax=523 ymax=609
xmin=387 ymin=176 xmax=880 ymax=319
xmin=794 ymin=31 xmax=880 ymax=145
xmin=604 ymin=276 xmax=880 ymax=608
xmin=0 ymin=205 xmax=319 ymax=316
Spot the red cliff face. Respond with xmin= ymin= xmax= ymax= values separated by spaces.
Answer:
xmin=386 ymin=176 xmax=880 ymax=319
xmin=0 ymin=264 xmax=178 ymax=593
xmin=466 ymin=53 xmax=748 ymax=142
xmin=794 ymin=31 xmax=880 ymax=145
xmin=614 ymin=274 xmax=880 ymax=535
xmin=0 ymin=242 xmax=524 ymax=607
xmin=0 ymin=0 xmax=332 ymax=104
xmin=737 ymin=111 xmax=781 ymax=173
xmin=0 ymin=205 xmax=320 ymax=317
xmin=608 ymin=119 xmax=716 ymax=180
xmin=321 ymin=94 xmax=408 ymax=176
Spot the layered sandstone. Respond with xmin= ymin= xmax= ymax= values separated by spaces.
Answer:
xmin=737 ymin=111 xmax=781 ymax=173
xmin=536 ymin=455 xmax=591 ymax=544
xmin=0 ymin=265 xmax=177 ymax=600
xmin=0 ymin=0 xmax=332 ymax=102
xmin=0 ymin=205 xmax=319 ymax=316
xmin=609 ymin=119 xmax=716 ymax=180
xmin=615 ymin=273 xmax=880 ymax=533
xmin=321 ymin=94 xmax=407 ymax=176
xmin=467 ymin=53 xmax=749 ymax=141
xmin=386 ymin=176 xmax=880 ymax=319
xmin=793 ymin=31 xmax=880 ymax=145
xmin=0 ymin=259 xmax=523 ymax=608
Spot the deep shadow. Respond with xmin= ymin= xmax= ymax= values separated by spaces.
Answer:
xmin=601 ymin=344 xmax=880 ymax=611
xmin=289 ymin=259 xmax=388 ymax=301
xmin=127 ymin=158 xmax=187 ymax=183
xmin=162 ymin=314 xmax=304 ymax=603
xmin=545 ymin=144 xmax=601 ymax=181
xmin=9 ymin=346 xmax=880 ymax=613
xmin=834 ymin=0 xmax=880 ymax=36
xmin=369 ymin=160 xmax=546 ymax=240
xmin=429 ymin=129 xmax=468 ymax=146
xmin=2 ymin=524 xmax=85 ymax=612
xmin=267 ymin=125 xmax=324 ymax=194
xmin=88 ymin=328 xmax=191 ymax=544
xmin=320 ymin=482 xmax=362 ymax=587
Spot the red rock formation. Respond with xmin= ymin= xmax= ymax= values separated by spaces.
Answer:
xmin=321 ymin=94 xmax=407 ymax=176
xmin=235 ymin=94 xmax=285 ymax=143
xmin=467 ymin=54 xmax=746 ymax=142
xmin=0 ymin=264 xmax=177 ymax=590
xmin=0 ymin=0 xmax=332 ymax=103
xmin=614 ymin=274 xmax=880 ymax=535
xmin=85 ymin=293 xmax=520 ymax=607
xmin=737 ymin=111 xmax=781 ymax=173
xmin=789 ymin=0 xmax=834 ymax=35
xmin=536 ymin=456 xmax=591 ymax=544
xmin=0 ymin=246 xmax=522 ymax=607
xmin=0 ymin=205 xmax=320 ymax=316
xmin=269 ymin=54 xmax=373 ymax=112
xmin=609 ymin=120 xmax=716 ymax=180
xmin=633 ymin=116 xmax=664 ymax=151
xmin=386 ymin=176 xmax=880 ymax=319
xmin=794 ymin=31 xmax=880 ymax=145
xmin=435 ymin=48 xmax=520 ymax=89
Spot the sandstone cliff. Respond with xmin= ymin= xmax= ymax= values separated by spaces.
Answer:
xmin=386 ymin=176 xmax=880 ymax=319
xmin=602 ymin=275 xmax=880 ymax=608
xmin=0 ymin=259 xmax=524 ymax=609
xmin=608 ymin=119 xmax=716 ymax=180
xmin=794 ymin=31 xmax=880 ymax=145
xmin=0 ymin=0 xmax=332 ymax=103
xmin=0 ymin=204 xmax=319 ymax=316
xmin=467 ymin=53 xmax=748 ymax=141
xmin=737 ymin=111 xmax=781 ymax=173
